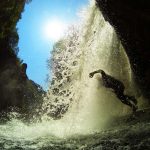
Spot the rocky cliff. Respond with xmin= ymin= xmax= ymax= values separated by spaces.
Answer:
xmin=0 ymin=0 xmax=44 ymax=114
xmin=96 ymin=0 xmax=150 ymax=99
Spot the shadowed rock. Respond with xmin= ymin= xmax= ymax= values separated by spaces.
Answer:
xmin=96 ymin=0 xmax=150 ymax=99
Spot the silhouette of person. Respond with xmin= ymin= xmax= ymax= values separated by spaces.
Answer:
xmin=89 ymin=69 xmax=138 ymax=112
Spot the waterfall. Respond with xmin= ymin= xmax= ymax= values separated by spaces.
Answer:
xmin=40 ymin=1 xmax=134 ymax=135
xmin=0 ymin=1 xmax=137 ymax=142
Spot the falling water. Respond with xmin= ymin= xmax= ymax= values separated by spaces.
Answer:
xmin=41 ymin=1 xmax=134 ymax=135
xmin=0 ymin=1 xmax=144 ymax=149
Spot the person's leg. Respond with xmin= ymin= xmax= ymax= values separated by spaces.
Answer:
xmin=116 ymin=93 xmax=137 ymax=112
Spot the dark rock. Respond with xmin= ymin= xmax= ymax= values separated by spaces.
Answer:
xmin=96 ymin=0 xmax=150 ymax=99
xmin=0 ymin=0 xmax=45 ymax=116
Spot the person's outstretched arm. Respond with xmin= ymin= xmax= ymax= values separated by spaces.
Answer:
xmin=89 ymin=69 xmax=103 ymax=78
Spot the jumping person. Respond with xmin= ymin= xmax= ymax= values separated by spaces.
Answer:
xmin=89 ymin=69 xmax=138 ymax=112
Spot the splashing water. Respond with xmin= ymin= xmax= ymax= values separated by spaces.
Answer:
xmin=40 ymin=1 xmax=134 ymax=136
xmin=0 ymin=1 xmax=138 ymax=149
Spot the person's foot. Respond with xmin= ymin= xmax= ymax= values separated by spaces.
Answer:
xmin=129 ymin=96 xmax=137 ymax=105
xmin=132 ymin=105 xmax=138 ymax=113
xmin=132 ymin=97 xmax=137 ymax=105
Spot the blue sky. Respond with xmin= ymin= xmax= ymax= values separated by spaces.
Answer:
xmin=17 ymin=0 xmax=88 ymax=89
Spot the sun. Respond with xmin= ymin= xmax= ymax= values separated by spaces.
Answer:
xmin=42 ymin=19 xmax=67 ymax=41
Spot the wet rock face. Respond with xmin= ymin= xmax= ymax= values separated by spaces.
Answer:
xmin=0 ymin=62 xmax=44 ymax=114
xmin=96 ymin=0 xmax=150 ymax=99
xmin=0 ymin=0 xmax=45 ymax=114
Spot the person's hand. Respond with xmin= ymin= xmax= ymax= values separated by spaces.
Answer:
xmin=89 ymin=73 xmax=94 ymax=78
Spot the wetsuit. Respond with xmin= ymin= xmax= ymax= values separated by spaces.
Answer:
xmin=89 ymin=69 xmax=138 ymax=112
